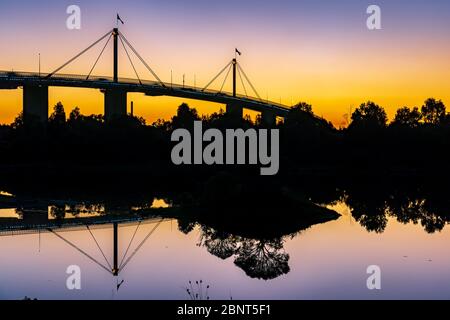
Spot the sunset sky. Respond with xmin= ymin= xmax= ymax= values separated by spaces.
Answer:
xmin=1 ymin=0 xmax=450 ymax=126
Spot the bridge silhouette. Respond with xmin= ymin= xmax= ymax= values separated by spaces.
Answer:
xmin=0 ymin=27 xmax=291 ymax=125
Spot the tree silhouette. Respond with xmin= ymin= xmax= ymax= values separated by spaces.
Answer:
xmin=170 ymin=103 xmax=200 ymax=129
xmin=293 ymin=102 xmax=313 ymax=115
xmin=283 ymin=102 xmax=323 ymax=127
xmin=421 ymin=98 xmax=446 ymax=125
xmin=391 ymin=106 xmax=422 ymax=128
xmin=350 ymin=101 xmax=387 ymax=129
xmin=49 ymin=102 xmax=66 ymax=126
xmin=11 ymin=112 xmax=24 ymax=129
xmin=69 ymin=107 xmax=82 ymax=122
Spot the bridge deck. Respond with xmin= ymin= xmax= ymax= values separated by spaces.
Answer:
xmin=0 ymin=71 xmax=291 ymax=116
xmin=0 ymin=214 xmax=165 ymax=236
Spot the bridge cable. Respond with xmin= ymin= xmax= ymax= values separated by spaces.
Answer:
xmin=119 ymin=218 xmax=164 ymax=273
xmin=236 ymin=66 xmax=248 ymax=98
xmin=237 ymin=63 xmax=262 ymax=101
xmin=118 ymin=220 xmax=142 ymax=269
xmin=119 ymin=33 xmax=165 ymax=87
xmin=86 ymin=225 xmax=113 ymax=270
xmin=46 ymin=29 xmax=114 ymax=79
xmin=202 ymin=60 xmax=232 ymax=92
xmin=119 ymin=35 xmax=142 ymax=85
xmin=47 ymin=228 xmax=112 ymax=274
xmin=219 ymin=64 xmax=233 ymax=93
xmin=86 ymin=33 xmax=113 ymax=80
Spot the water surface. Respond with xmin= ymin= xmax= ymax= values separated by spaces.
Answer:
xmin=1 ymin=198 xmax=449 ymax=300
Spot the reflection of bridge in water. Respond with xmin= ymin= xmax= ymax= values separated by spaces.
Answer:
xmin=0 ymin=27 xmax=291 ymax=125
xmin=0 ymin=206 xmax=166 ymax=278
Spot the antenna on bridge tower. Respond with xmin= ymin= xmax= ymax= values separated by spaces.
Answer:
xmin=233 ymin=48 xmax=241 ymax=97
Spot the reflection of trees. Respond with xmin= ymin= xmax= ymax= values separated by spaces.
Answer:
xmin=50 ymin=205 xmax=66 ymax=219
xmin=386 ymin=197 xmax=447 ymax=233
xmin=197 ymin=227 xmax=290 ymax=280
xmin=199 ymin=227 xmax=238 ymax=260
xmin=234 ymin=239 xmax=290 ymax=280
xmin=346 ymin=196 xmax=388 ymax=234
xmin=345 ymin=186 xmax=450 ymax=234
xmin=178 ymin=217 xmax=196 ymax=234
xmin=66 ymin=204 xmax=104 ymax=217
xmin=352 ymin=210 xmax=388 ymax=234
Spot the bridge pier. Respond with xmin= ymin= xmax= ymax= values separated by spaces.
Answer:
xmin=103 ymin=89 xmax=127 ymax=122
xmin=23 ymin=85 xmax=48 ymax=123
xmin=226 ymin=103 xmax=243 ymax=119
xmin=261 ymin=110 xmax=277 ymax=127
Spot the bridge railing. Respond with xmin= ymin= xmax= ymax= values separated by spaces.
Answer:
xmin=0 ymin=71 xmax=292 ymax=111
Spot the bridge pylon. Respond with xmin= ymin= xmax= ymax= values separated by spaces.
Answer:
xmin=113 ymin=28 xmax=119 ymax=83
xmin=36 ymin=27 xmax=165 ymax=123
xmin=103 ymin=27 xmax=127 ymax=121
xmin=23 ymin=85 xmax=48 ymax=124
xmin=232 ymin=58 xmax=237 ymax=97
xmin=103 ymin=88 xmax=127 ymax=122
xmin=203 ymin=51 xmax=265 ymax=120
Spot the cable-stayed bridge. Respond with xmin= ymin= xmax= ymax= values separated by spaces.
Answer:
xmin=0 ymin=27 xmax=291 ymax=125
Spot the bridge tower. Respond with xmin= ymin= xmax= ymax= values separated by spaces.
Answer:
xmin=226 ymin=58 xmax=243 ymax=118
xmin=113 ymin=28 xmax=118 ymax=83
xmin=103 ymin=28 xmax=127 ymax=122
xmin=232 ymin=58 xmax=237 ymax=97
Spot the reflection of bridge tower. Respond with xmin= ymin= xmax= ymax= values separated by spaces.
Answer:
xmin=113 ymin=222 xmax=119 ymax=276
xmin=0 ymin=203 xmax=165 ymax=279
xmin=48 ymin=218 xmax=164 ymax=279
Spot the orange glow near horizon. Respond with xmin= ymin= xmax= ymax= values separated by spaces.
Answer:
xmin=2 ymin=37 xmax=450 ymax=128
xmin=1 ymin=2 xmax=450 ymax=127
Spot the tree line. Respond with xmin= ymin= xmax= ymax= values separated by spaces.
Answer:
xmin=1 ymin=97 xmax=450 ymax=179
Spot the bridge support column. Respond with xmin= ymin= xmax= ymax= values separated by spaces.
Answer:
xmin=226 ymin=103 xmax=243 ymax=119
xmin=261 ymin=110 xmax=277 ymax=127
xmin=103 ymin=89 xmax=127 ymax=122
xmin=23 ymin=85 xmax=48 ymax=123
